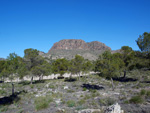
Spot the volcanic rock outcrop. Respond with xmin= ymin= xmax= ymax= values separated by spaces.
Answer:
xmin=49 ymin=39 xmax=111 ymax=52
xmin=44 ymin=39 xmax=111 ymax=60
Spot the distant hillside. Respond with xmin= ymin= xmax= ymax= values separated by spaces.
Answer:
xmin=42 ymin=39 xmax=114 ymax=60
xmin=0 ymin=58 xmax=5 ymax=61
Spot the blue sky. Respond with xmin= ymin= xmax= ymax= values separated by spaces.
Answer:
xmin=0 ymin=0 xmax=150 ymax=58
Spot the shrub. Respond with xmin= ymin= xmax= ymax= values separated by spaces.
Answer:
xmin=67 ymin=89 xmax=74 ymax=93
xmin=83 ymin=94 xmax=91 ymax=100
xmin=146 ymin=90 xmax=150 ymax=97
xmin=106 ymin=97 xmax=115 ymax=105
xmin=30 ymin=84 xmax=34 ymax=89
xmin=34 ymin=95 xmax=53 ymax=111
xmin=129 ymin=95 xmax=144 ymax=104
xmin=82 ymin=87 xmax=87 ymax=91
xmin=75 ymin=105 xmax=85 ymax=111
xmin=67 ymin=100 xmax=76 ymax=107
xmin=49 ymin=85 xmax=55 ymax=89
xmin=77 ymin=99 xmax=85 ymax=105
xmin=89 ymin=89 xmax=97 ymax=93
xmin=140 ymin=89 xmax=146 ymax=96
xmin=0 ymin=89 xmax=6 ymax=95
xmin=99 ymin=97 xmax=115 ymax=106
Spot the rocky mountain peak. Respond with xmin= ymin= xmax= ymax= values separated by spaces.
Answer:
xmin=45 ymin=39 xmax=112 ymax=60
xmin=48 ymin=39 xmax=111 ymax=53
xmin=87 ymin=41 xmax=111 ymax=51
xmin=49 ymin=39 xmax=88 ymax=52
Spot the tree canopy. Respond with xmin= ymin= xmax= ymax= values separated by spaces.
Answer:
xmin=136 ymin=32 xmax=150 ymax=53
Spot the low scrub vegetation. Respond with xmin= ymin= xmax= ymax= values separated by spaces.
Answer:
xmin=129 ymin=95 xmax=144 ymax=104
xmin=34 ymin=95 xmax=53 ymax=111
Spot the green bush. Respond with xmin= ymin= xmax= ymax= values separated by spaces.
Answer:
xmin=89 ymin=89 xmax=97 ymax=93
xmin=83 ymin=94 xmax=91 ymax=100
xmin=30 ymin=84 xmax=34 ymax=89
xmin=75 ymin=105 xmax=85 ymax=111
xmin=34 ymin=95 xmax=53 ymax=111
xmin=0 ymin=105 xmax=8 ymax=112
xmin=0 ymin=89 xmax=6 ymax=95
xmin=82 ymin=87 xmax=87 ymax=91
xmin=99 ymin=97 xmax=115 ymax=106
xmin=140 ymin=89 xmax=146 ymax=96
xmin=77 ymin=99 xmax=85 ymax=105
xmin=49 ymin=85 xmax=55 ymax=89
xmin=129 ymin=95 xmax=144 ymax=104
xmin=106 ymin=97 xmax=115 ymax=106
xmin=67 ymin=100 xmax=76 ymax=107
xmin=146 ymin=90 xmax=150 ymax=97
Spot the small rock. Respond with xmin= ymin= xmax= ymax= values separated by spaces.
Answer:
xmin=45 ymin=83 xmax=50 ymax=88
xmin=105 ymin=103 xmax=124 ymax=113
xmin=57 ymin=108 xmax=65 ymax=112
xmin=64 ymin=86 xmax=68 ymax=89
xmin=55 ymin=99 xmax=61 ymax=104
xmin=78 ymin=109 xmax=101 ymax=113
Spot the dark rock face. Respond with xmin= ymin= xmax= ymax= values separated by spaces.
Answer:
xmin=49 ymin=39 xmax=111 ymax=52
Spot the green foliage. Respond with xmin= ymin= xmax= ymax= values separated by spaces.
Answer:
xmin=52 ymin=58 xmax=69 ymax=76
xmin=32 ymin=62 xmax=51 ymax=78
xmin=136 ymin=32 xmax=150 ymax=53
xmin=127 ymin=52 xmax=149 ymax=70
xmin=6 ymin=53 xmax=22 ymax=81
xmin=95 ymin=51 xmax=124 ymax=78
xmin=17 ymin=59 xmax=28 ymax=79
xmin=129 ymin=95 xmax=144 ymax=104
xmin=0 ymin=89 xmax=6 ymax=95
xmin=82 ymin=60 xmax=93 ymax=74
xmin=67 ymin=100 xmax=76 ymax=107
xmin=82 ymin=87 xmax=87 ymax=91
xmin=24 ymin=48 xmax=40 ymax=71
xmin=24 ymin=48 xmax=39 ymax=60
xmin=77 ymin=99 xmax=85 ymax=105
xmin=140 ymin=89 xmax=147 ymax=96
xmin=34 ymin=95 xmax=53 ymax=111
xmin=146 ymin=90 xmax=150 ymax=97
xmin=99 ymin=97 xmax=115 ymax=106
xmin=69 ymin=55 xmax=85 ymax=76
xmin=0 ymin=60 xmax=6 ymax=73
xmin=121 ymin=46 xmax=132 ymax=55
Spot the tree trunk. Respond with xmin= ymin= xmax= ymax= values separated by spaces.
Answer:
xmin=70 ymin=73 xmax=72 ymax=79
xmin=123 ymin=70 xmax=126 ymax=78
xmin=41 ymin=74 xmax=43 ymax=80
xmin=78 ymin=73 xmax=80 ymax=80
xmin=31 ymin=76 xmax=33 ymax=84
xmin=111 ymin=78 xmax=114 ymax=91
xmin=39 ymin=74 xmax=43 ymax=81
xmin=39 ymin=76 xmax=41 ymax=81
xmin=11 ymin=82 xmax=14 ymax=95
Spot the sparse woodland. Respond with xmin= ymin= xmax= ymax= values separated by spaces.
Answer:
xmin=0 ymin=32 xmax=150 ymax=113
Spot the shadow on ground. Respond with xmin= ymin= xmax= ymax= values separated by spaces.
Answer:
xmin=0 ymin=81 xmax=4 ymax=83
xmin=112 ymin=77 xmax=138 ymax=82
xmin=82 ymin=84 xmax=104 ymax=90
xmin=141 ymin=81 xmax=150 ymax=83
xmin=19 ymin=80 xmax=45 ymax=85
xmin=64 ymin=78 xmax=77 ymax=82
xmin=0 ymin=90 xmax=27 ymax=105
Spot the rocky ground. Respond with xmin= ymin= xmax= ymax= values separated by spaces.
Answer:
xmin=0 ymin=71 xmax=150 ymax=113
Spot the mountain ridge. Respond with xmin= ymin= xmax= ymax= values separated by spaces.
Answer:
xmin=48 ymin=39 xmax=111 ymax=52
xmin=42 ymin=39 xmax=114 ymax=60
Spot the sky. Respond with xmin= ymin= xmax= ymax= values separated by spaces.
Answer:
xmin=0 ymin=0 xmax=150 ymax=58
